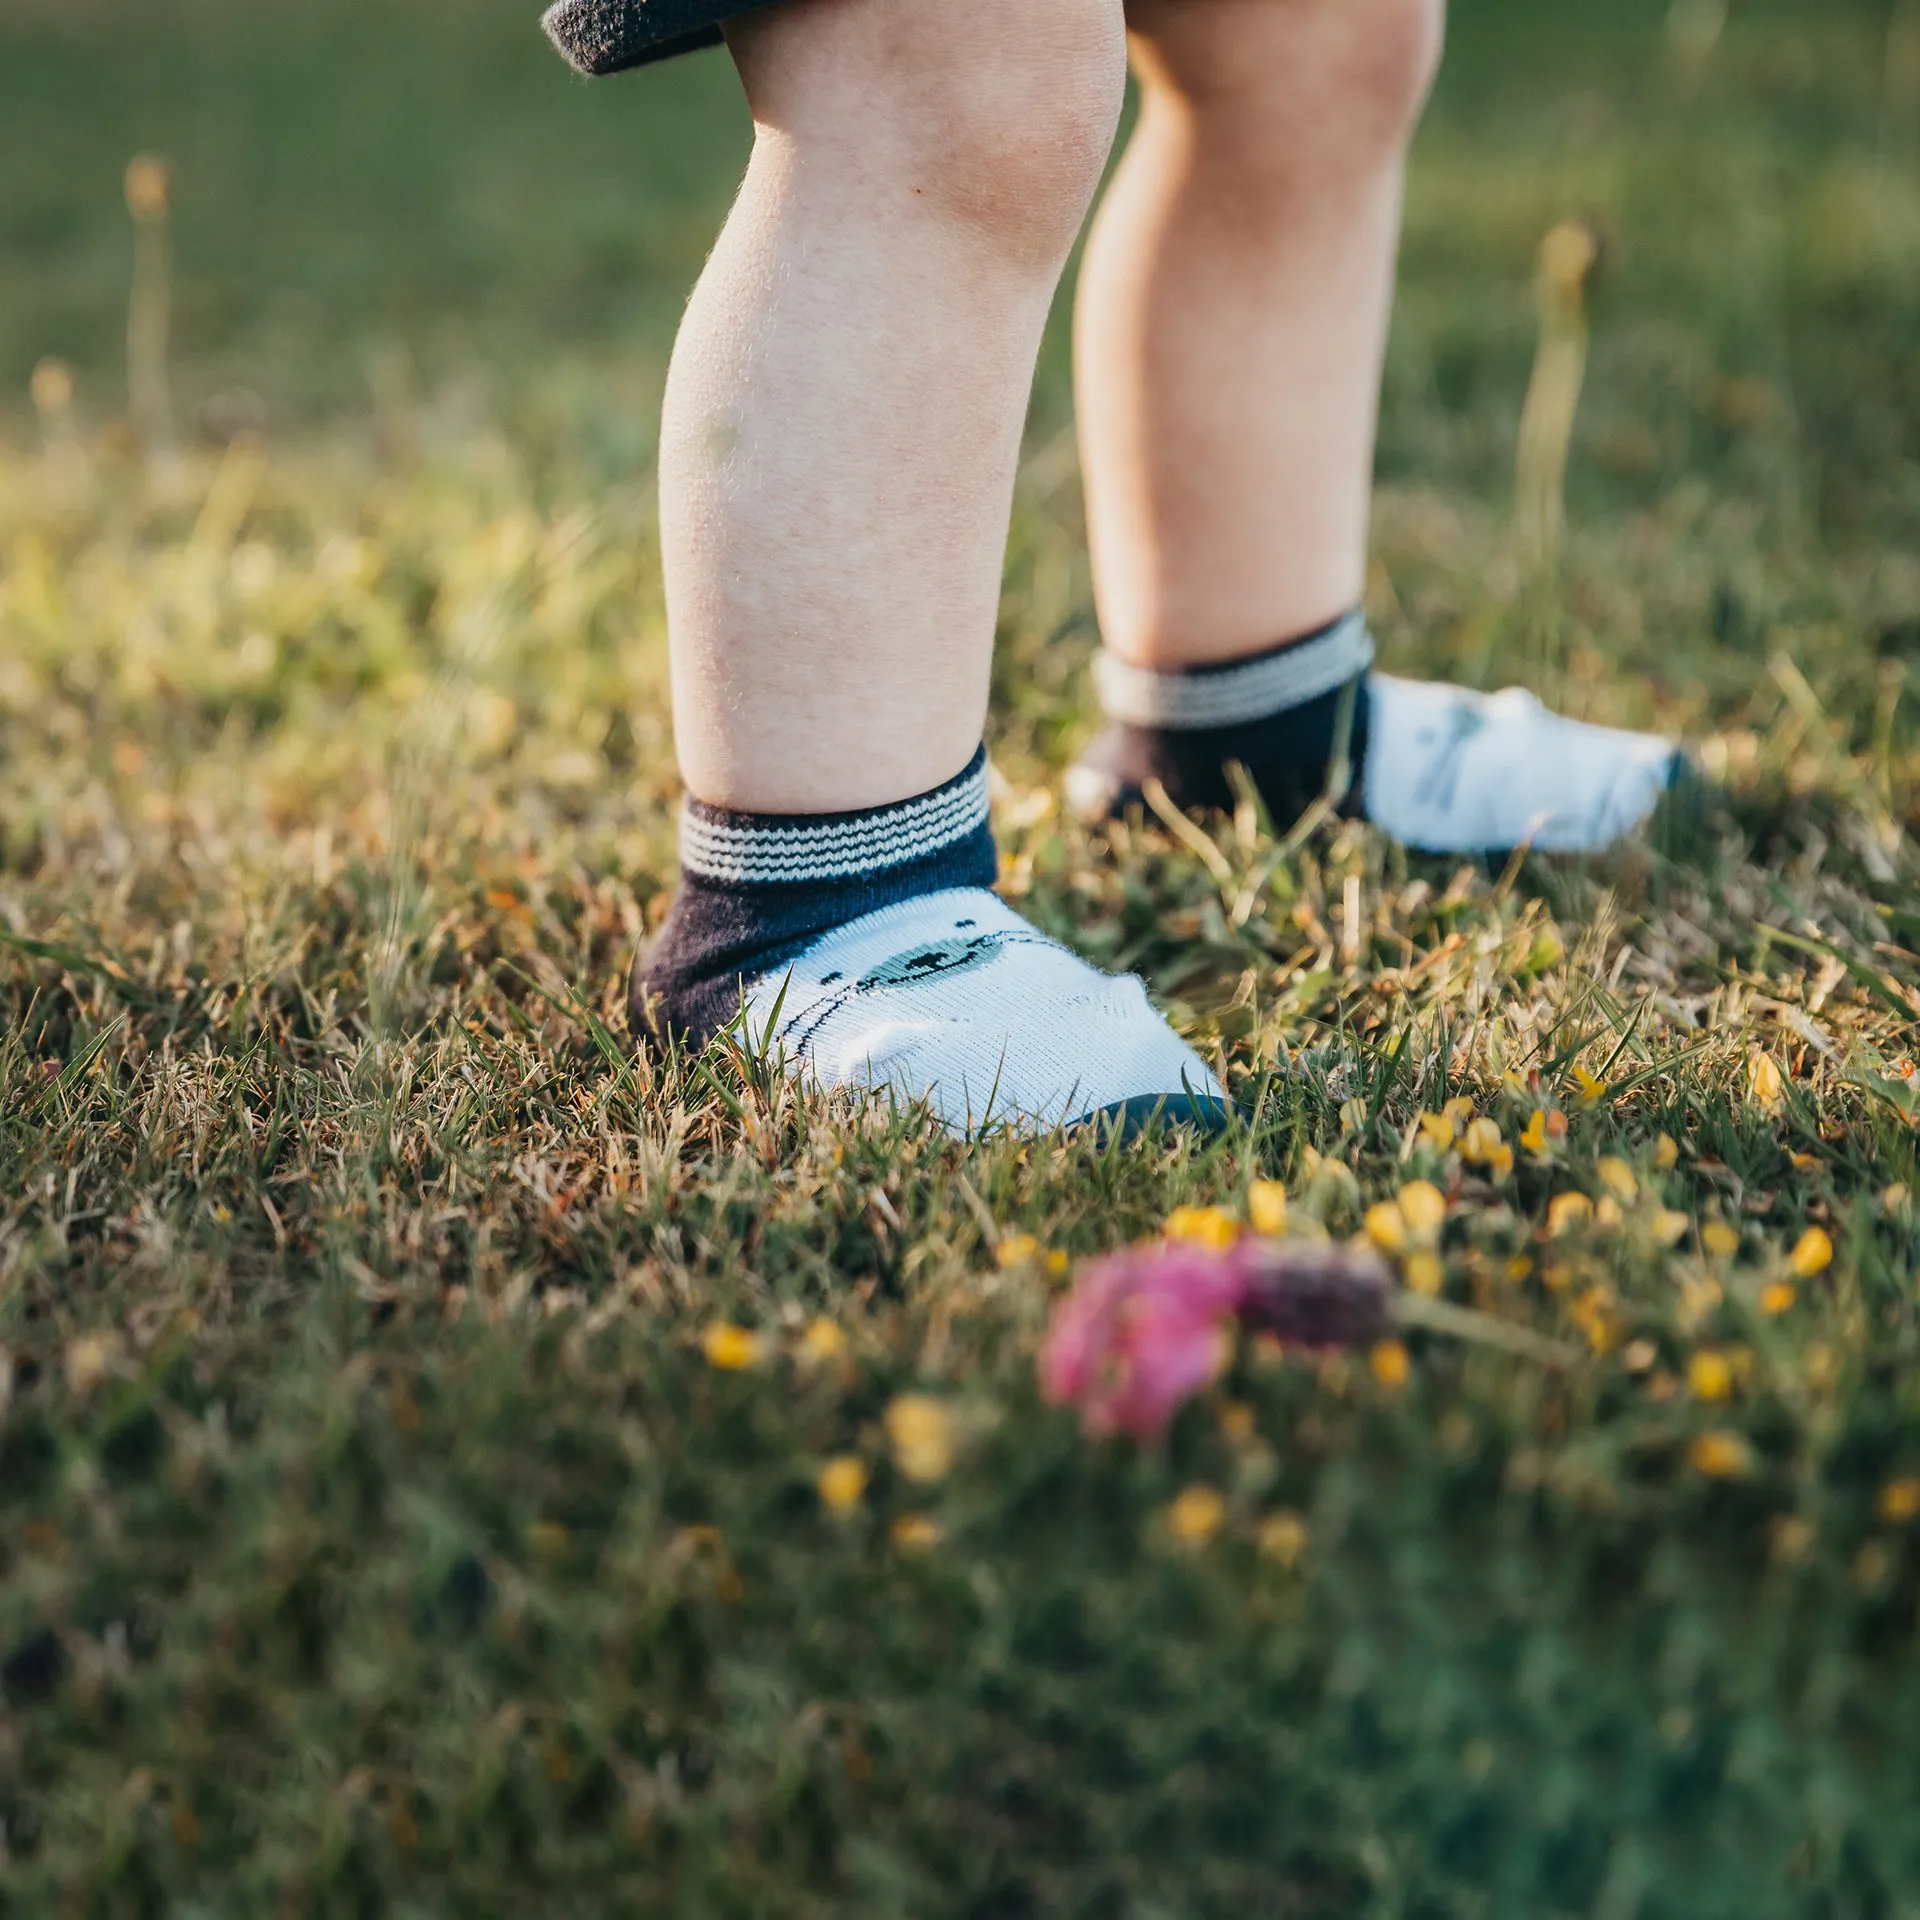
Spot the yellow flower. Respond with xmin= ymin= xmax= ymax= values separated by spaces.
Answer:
xmin=1167 ymin=1485 xmax=1225 ymax=1544
xmin=1403 ymin=1251 xmax=1444 ymax=1297
xmin=1167 ymin=1205 xmax=1240 ymax=1251
xmin=704 ymin=1323 xmax=760 ymax=1371
xmin=890 ymin=1514 xmax=942 ymax=1551
xmin=1572 ymin=1286 xmax=1620 ymax=1353
xmin=1594 ymin=1197 xmax=1625 ymax=1232
xmin=1442 ymin=1096 xmax=1476 ymax=1128
xmin=1302 ymin=1145 xmax=1357 ymax=1188
xmin=1653 ymin=1134 xmax=1680 ymax=1170
xmin=1259 ymin=1511 xmax=1308 ymax=1568
xmin=997 ymin=1232 xmax=1041 ymax=1269
xmin=1789 ymin=1151 xmax=1819 ymax=1173
xmin=1857 ymin=1541 xmax=1895 ymax=1595
xmin=817 ymin=1456 xmax=869 ymax=1512
xmin=1364 ymin=1201 xmax=1408 ymax=1253
xmin=1506 ymin=1255 xmax=1535 ymax=1283
xmin=1679 ymin=1276 xmax=1724 ymax=1325
xmin=1772 ymin=1515 xmax=1815 ymax=1564
xmin=885 ymin=1394 xmax=955 ymax=1483
xmin=1652 ymin=1210 xmax=1690 ymax=1248
xmin=1749 ymin=1052 xmax=1785 ymax=1111
xmin=799 ymin=1317 xmax=847 ymax=1364
xmin=1461 ymin=1118 xmax=1504 ymax=1165
xmin=1689 ymin=1351 xmax=1734 ymax=1402
xmin=64 ymin=1333 xmax=120 ymax=1396
xmin=1597 ymin=1158 xmax=1638 ymax=1203
xmin=1487 ymin=1143 xmax=1515 ymax=1179
xmin=1689 ymin=1431 xmax=1752 ymax=1479
xmin=1788 ymin=1227 xmax=1833 ymax=1278
xmin=1396 ymin=1180 xmax=1447 ymax=1240
xmin=1570 ymin=1064 xmax=1609 ymax=1104
xmin=1701 ymin=1220 xmax=1740 ymax=1258
xmin=1417 ymin=1110 xmax=1457 ymax=1151
xmin=1046 ymin=1249 xmax=1071 ymax=1277
xmin=1218 ymin=1399 xmax=1257 ymax=1442
xmin=1885 ymin=1183 xmax=1911 ymax=1216
xmin=1519 ymin=1109 xmax=1549 ymax=1155
xmin=1370 ymin=1340 xmax=1411 ymax=1391
xmin=1877 ymin=1478 xmax=1920 ymax=1525
xmin=1547 ymin=1192 xmax=1593 ymax=1238
xmin=1759 ymin=1281 xmax=1797 ymax=1316
xmin=1247 ymin=1180 xmax=1288 ymax=1237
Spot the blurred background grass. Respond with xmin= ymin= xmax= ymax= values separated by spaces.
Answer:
xmin=4 ymin=0 xmax=1916 ymax=541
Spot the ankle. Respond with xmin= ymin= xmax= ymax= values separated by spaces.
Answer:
xmin=635 ymin=747 xmax=999 ymax=1048
xmin=1068 ymin=616 xmax=1374 ymax=825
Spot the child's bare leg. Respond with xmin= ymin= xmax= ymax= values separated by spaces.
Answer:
xmin=1069 ymin=0 xmax=1685 ymax=854
xmin=664 ymin=0 xmax=1126 ymax=814
xmin=1078 ymin=0 xmax=1439 ymax=668
xmin=639 ymin=0 xmax=1226 ymax=1135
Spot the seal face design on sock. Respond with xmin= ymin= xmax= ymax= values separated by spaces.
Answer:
xmin=858 ymin=930 xmax=1005 ymax=991
xmin=1405 ymin=689 xmax=1488 ymax=818
xmin=746 ymin=889 xmax=1228 ymax=1139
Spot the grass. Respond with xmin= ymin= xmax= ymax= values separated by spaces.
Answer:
xmin=4 ymin=0 xmax=1920 ymax=1911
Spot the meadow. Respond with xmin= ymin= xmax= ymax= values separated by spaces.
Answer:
xmin=4 ymin=0 xmax=1920 ymax=1911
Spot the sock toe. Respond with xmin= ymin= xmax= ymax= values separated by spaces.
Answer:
xmin=1073 ymin=1091 xmax=1238 ymax=1142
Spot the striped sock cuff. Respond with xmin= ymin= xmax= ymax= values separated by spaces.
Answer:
xmin=1093 ymin=613 xmax=1375 ymax=731
xmin=679 ymin=747 xmax=992 ymax=887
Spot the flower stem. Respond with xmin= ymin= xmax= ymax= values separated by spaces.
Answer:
xmin=1392 ymin=1292 xmax=1580 ymax=1369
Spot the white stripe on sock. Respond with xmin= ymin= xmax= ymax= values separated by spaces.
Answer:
xmin=681 ymin=755 xmax=991 ymax=886
xmin=1094 ymin=614 xmax=1375 ymax=731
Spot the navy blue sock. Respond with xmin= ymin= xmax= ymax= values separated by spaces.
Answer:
xmin=633 ymin=747 xmax=999 ymax=1048
xmin=1067 ymin=613 xmax=1373 ymax=827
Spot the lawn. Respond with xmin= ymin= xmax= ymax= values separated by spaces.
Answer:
xmin=4 ymin=0 xmax=1920 ymax=1912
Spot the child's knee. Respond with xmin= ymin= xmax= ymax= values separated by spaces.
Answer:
xmin=1135 ymin=0 xmax=1444 ymax=161
xmin=735 ymin=0 xmax=1127 ymax=268
xmin=1323 ymin=0 xmax=1446 ymax=146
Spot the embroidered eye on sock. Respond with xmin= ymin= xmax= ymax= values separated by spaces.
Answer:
xmin=1067 ymin=612 xmax=1687 ymax=856
xmin=634 ymin=748 xmax=1228 ymax=1138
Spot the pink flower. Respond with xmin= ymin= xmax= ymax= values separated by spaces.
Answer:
xmin=1040 ymin=1244 xmax=1245 ymax=1439
xmin=1039 ymin=1238 xmax=1396 ymax=1440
